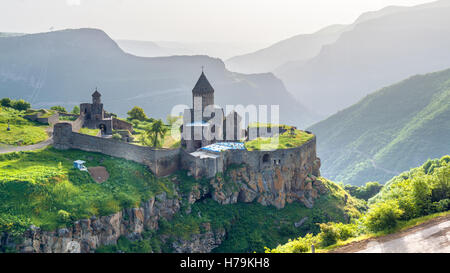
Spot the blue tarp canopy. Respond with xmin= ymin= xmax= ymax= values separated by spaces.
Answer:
xmin=73 ymin=160 xmax=87 ymax=170
xmin=201 ymin=142 xmax=246 ymax=152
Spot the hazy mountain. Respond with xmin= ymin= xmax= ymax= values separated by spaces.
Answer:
xmin=0 ymin=32 xmax=25 ymax=38
xmin=225 ymin=24 xmax=348 ymax=74
xmin=308 ymin=68 xmax=450 ymax=186
xmin=116 ymin=40 xmax=180 ymax=58
xmin=276 ymin=0 xmax=450 ymax=117
xmin=0 ymin=28 xmax=317 ymax=127
xmin=224 ymin=2 xmax=426 ymax=75
xmin=116 ymin=39 xmax=266 ymax=60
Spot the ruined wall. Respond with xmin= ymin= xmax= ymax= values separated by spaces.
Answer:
xmin=53 ymin=123 xmax=180 ymax=177
xmin=112 ymin=118 xmax=133 ymax=132
xmin=71 ymin=116 xmax=84 ymax=132
xmin=24 ymin=113 xmax=59 ymax=125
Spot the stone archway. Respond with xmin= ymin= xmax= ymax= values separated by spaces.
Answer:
xmin=99 ymin=124 xmax=107 ymax=134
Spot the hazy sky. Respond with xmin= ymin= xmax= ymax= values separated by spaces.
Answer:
xmin=0 ymin=0 xmax=437 ymax=46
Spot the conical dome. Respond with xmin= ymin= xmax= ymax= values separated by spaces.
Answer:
xmin=192 ymin=72 xmax=214 ymax=95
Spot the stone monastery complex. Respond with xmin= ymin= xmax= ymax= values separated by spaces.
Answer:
xmin=53 ymin=72 xmax=322 ymax=203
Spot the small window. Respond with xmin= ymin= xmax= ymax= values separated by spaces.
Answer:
xmin=262 ymin=154 xmax=270 ymax=163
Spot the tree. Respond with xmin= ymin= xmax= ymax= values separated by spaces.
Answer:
xmin=166 ymin=115 xmax=181 ymax=126
xmin=71 ymin=105 xmax=80 ymax=115
xmin=50 ymin=106 xmax=67 ymax=113
xmin=127 ymin=106 xmax=148 ymax=121
xmin=11 ymin=99 xmax=31 ymax=111
xmin=0 ymin=98 xmax=11 ymax=108
xmin=364 ymin=200 xmax=404 ymax=232
xmin=141 ymin=119 xmax=168 ymax=148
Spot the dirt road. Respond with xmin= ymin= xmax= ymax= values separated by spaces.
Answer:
xmin=332 ymin=215 xmax=450 ymax=253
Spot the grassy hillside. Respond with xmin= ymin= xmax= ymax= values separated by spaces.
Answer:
xmin=245 ymin=125 xmax=314 ymax=151
xmin=0 ymin=148 xmax=176 ymax=234
xmin=309 ymin=69 xmax=450 ymax=185
xmin=267 ymin=156 xmax=449 ymax=253
xmin=0 ymin=107 xmax=48 ymax=146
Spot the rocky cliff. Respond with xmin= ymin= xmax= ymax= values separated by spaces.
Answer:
xmin=1 ymin=141 xmax=327 ymax=253
xmin=211 ymin=163 xmax=326 ymax=209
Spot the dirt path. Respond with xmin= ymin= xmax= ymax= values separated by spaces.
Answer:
xmin=331 ymin=215 xmax=450 ymax=253
xmin=0 ymin=137 xmax=53 ymax=154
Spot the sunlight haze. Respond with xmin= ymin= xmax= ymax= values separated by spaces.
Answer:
xmin=0 ymin=0 xmax=437 ymax=47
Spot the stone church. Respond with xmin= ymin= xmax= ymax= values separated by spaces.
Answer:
xmin=181 ymin=72 xmax=244 ymax=152
xmin=80 ymin=89 xmax=133 ymax=135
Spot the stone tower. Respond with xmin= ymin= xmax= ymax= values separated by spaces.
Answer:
xmin=91 ymin=89 xmax=104 ymax=121
xmin=92 ymin=89 xmax=101 ymax=104
xmin=192 ymin=71 xmax=214 ymax=113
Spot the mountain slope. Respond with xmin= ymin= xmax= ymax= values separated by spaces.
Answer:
xmin=308 ymin=68 xmax=450 ymax=186
xmin=0 ymin=28 xmax=317 ymax=127
xmin=224 ymin=1 xmax=445 ymax=75
xmin=276 ymin=0 xmax=450 ymax=117
xmin=226 ymin=24 xmax=347 ymax=74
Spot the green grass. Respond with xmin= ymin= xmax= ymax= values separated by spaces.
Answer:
xmin=59 ymin=115 xmax=78 ymax=121
xmin=79 ymin=127 xmax=100 ymax=136
xmin=0 ymin=107 xmax=48 ymax=146
xmin=245 ymin=126 xmax=314 ymax=151
xmin=0 ymin=147 xmax=177 ymax=233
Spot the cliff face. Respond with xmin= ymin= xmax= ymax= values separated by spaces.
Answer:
xmin=1 ymin=140 xmax=325 ymax=253
xmin=211 ymin=162 xmax=325 ymax=209
xmin=1 ymin=188 xmax=225 ymax=253
xmin=211 ymin=142 xmax=323 ymax=209
xmin=1 ymin=192 xmax=180 ymax=253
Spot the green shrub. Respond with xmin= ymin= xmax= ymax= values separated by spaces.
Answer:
xmin=318 ymin=223 xmax=339 ymax=246
xmin=50 ymin=106 xmax=67 ymax=113
xmin=432 ymin=199 xmax=450 ymax=212
xmin=57 ymin=210 xmax=71 ymax=223
xmin=0 ymin=98 xmax=12 ymax=108
xmin=364 ymin=200 xmax=404 ymax=232
xmin=344 ymin=182 xmax=383 ymax=201
xmin=266 ymin=234 xmax=317 ymax=253
xmin=71 ymin=106 xmax=80 ymax=115
xmin=112 ymin=133 xmax=122 ymax=140
xmin=11 ymin=99 xmax=31 ymax=111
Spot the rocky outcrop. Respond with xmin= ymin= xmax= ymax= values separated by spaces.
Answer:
xmin=172 ymin=223 xmax=226 ymax=253
xmin=211 ymin=159 xmax=326 ymax=209
xmin=1 ymin=192 xmax=181 ymax=253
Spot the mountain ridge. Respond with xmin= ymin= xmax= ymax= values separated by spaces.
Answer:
xmin=0 ymin=28 xmax=317 ymax=127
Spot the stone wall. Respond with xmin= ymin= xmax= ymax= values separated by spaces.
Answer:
xmin=53 ymin=123 xmax=180 ymax=177
xmin=112 ymin=118 xmax=133 ymax=132
xmin=71 ymin=116 xmax=84 ymax=132
xmin=180 ymin=149 xmax=224 ymax=179
xmin=24 ymin=113 xmax=59 ymax=125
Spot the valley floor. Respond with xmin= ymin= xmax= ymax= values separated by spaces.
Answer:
xmin=332 ymin=215 xmax=450 ymax=253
